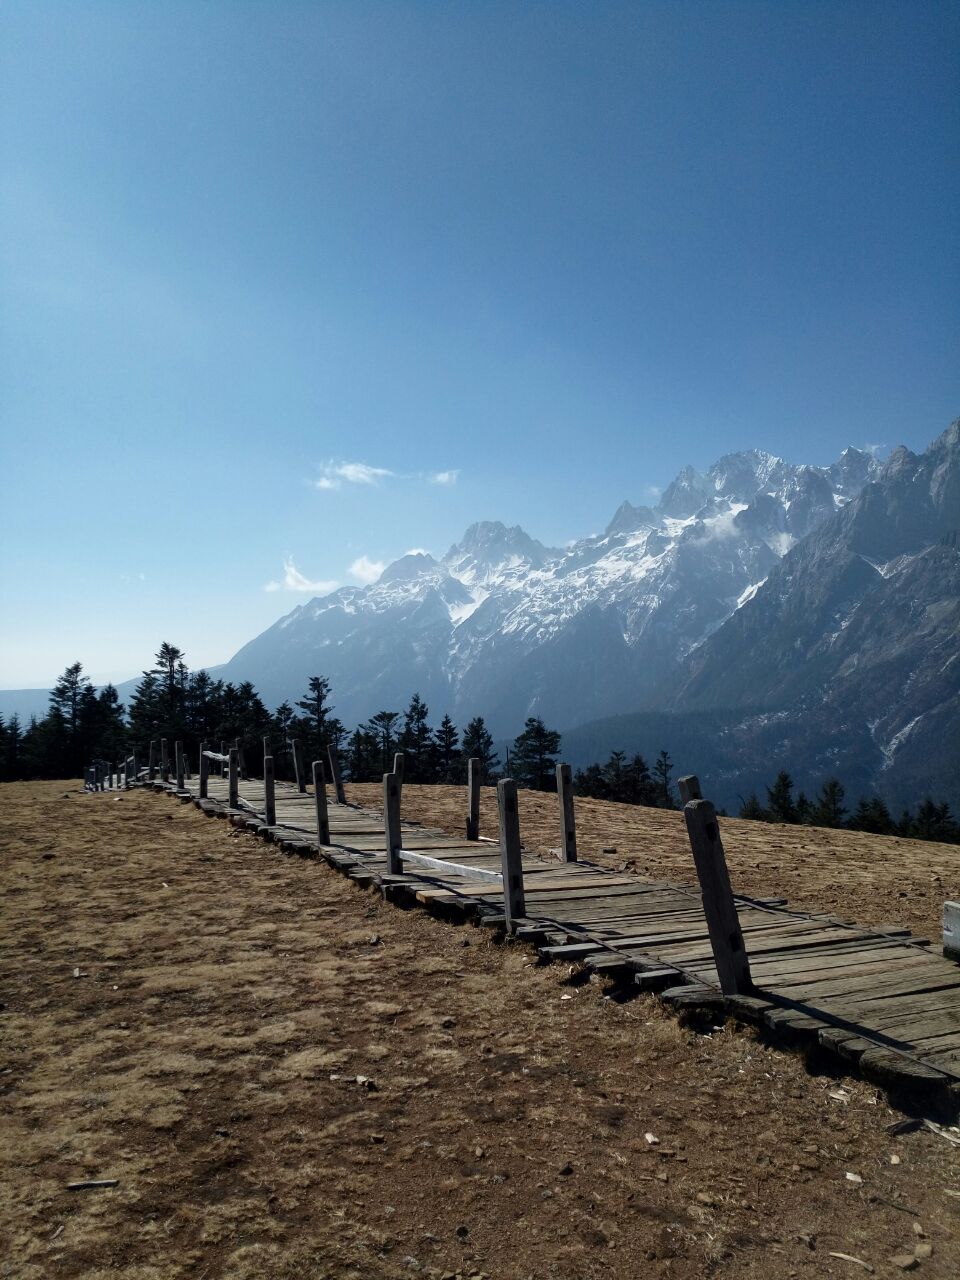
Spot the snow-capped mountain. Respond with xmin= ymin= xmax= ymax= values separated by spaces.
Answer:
xmin=218 ymin=445 xmax=883 ymax=733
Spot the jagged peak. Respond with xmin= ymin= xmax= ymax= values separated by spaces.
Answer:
xmin=378 ymin=552 xmax=445 ymax=584
xmin=605 ymin=500 xmax=657 ymax=536
xmin=444 ymin=520 xmax=553 ymax=567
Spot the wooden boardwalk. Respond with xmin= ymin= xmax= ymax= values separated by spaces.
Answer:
xmin=167 ymin=773 xmax=960 ymax=1113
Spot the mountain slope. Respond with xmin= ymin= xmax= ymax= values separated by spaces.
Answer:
xmin=671 ymin=420 xmax=960 ymax=808
xmin=218 ymin=444 xmax=882 ymax=730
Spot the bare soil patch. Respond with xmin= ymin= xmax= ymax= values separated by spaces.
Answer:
xmin=1 ymin=780 xmax=958 ymax=1278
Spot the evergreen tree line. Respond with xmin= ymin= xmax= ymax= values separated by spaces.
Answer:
xmin=739 ymin=771 xmax=960 ymax=845
xmin=2 ymin=648 xmax=955 ymax=843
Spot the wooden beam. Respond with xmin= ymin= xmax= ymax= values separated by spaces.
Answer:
xmin=678 ymin=775 xmax=703 ymax=804
xmin=148 ymin=739 xmax=157 ymax=781
xmin=199 ymin=742 xmax=209 ymax=799
xmin=466 ymin=757 xmax=481 ymax=840
xmin=327 ymin=744 xmax=346 ymax=805
xmin=383 ymin=771 xmax=402 ymax=875
xmin=313 ymin=760 xmax=330 ymax=845
xmin=228 ymin=747 xmax=239 ymax=810
xmin=292 ymin=739 xmax=307 ymax=793
xmin=683 ymin=798 xmax=752 ymax=995
xmin=264 ymin=754 xmax=276 ymax=826
xmin=175 ymin=741 xmax=185 ymax=790
xmin=556 ymin=762 xmax=577 ymax=862
xmin=160 ymin=738 xmax=169 ymax=783
xmin=497 ymin=778 xmax=526 ymax=930
xmin=945 ymin=902 xmax=960 ymax=963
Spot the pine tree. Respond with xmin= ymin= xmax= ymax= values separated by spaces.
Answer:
xmin=461 ymin=716 xmax=499 ymax=781
xmin=367 ymin=711 xmax=401 ymax=775
xmin=434 ymin=714 xmax=460 ymax=784
xmin=153 ymin=642 xmax=187 ymax=732
xmin=738 ymin=793 xmax=767 ymax=820
xmin=811 ymin=778 xmax=846 ymax=828
xmin=652 ymin=749 xmax=675 ymax=809
xmin=848 ymin=796 xmax=894 ymax=835
xmin=398 ymin=693 xmax=434 ymax=781
xmin=345 ymin=726 xmax=380 ymax=781
xmin=510 ymin=717 xmax=561 ymax=791
xmin=629 ymin=753 xmax=655 ymax=805
xmin=766 ymin=771 xmax=798 ymax=823
xmin=295 ymin=676 xmax=340 ymax=764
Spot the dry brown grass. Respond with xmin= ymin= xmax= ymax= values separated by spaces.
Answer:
xmin=1 ymin=780 xmax=959 ymax=1279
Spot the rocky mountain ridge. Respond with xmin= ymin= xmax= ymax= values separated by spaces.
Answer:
xmin=220 ymin=443 xmax=885 ymax=735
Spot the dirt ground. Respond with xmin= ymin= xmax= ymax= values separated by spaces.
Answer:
xmin=1 ymin=781 xmax=959 ymax=1279
xmin=346 ymin=783 xmax=960 ymax=945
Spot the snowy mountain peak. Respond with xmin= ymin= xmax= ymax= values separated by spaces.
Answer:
xmin=605 ymin=499 xmax=657 ymax=535
xmin=379 ymin=552 xmax=444 ymax=584
xmin=443 ymin=520 xmax=556 ymax=586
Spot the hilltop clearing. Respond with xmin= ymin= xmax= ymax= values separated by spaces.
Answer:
xmin=1 ymin=781 xmax=958 ymax=1278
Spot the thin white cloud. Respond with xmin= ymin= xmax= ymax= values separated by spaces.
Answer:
xmin=348 ymin=555 xmax=385 ymax=585
xmin=312 ymin=460 xmax=460 ymax=491
xmin=312 ymin=460 xmax=394 ymax=490
xmin=643 ymin=484 xmax=662 ymax=500
xmin=862 ymin=442 xmax=887 ymax=458
xmin=265 ymin=557 xmax=338 ymax=594
xmin=404 ymin=547 xmax=431 ymax=557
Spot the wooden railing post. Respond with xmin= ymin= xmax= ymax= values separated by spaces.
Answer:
xmin=497 ymin=778 xmax=526 ymax=930
xmin=313 ymin=760 xmax=330 ymax=846
xmin=199 ymin=744 xmax=209 ymax=799
xmin=292 ymin=739 xmax=306 ymax=793
xmin=678 ymin=775 xmax=703 ymax=804
xmin=160 ymin=738 xmax=169 ymax=783
xmin=327 ymin=744 xmax=346 ymax=805
xmin=175 ymin=741 xmax=185 ymax=790
xmin=383 ymin=771 xmax=402 ymax=875
xmin=683 ymin=799 xmax=752 ymax=995
xmin=148 ymin=739 xmax=157 ymax=781
xmin=132 ymin=749 xmax=138 ymax=782
xmin=393 ymin=752 xmax=405 ymax=784
xmin=264 ymin=754 xmax=276 ymax=826
xmin=228 ymin=747 xmax=239 ymax=810
xmin=556 ymin=762 xmax=577 ymax=862
xmin=465 ymin=757 xmax=480 ymax=840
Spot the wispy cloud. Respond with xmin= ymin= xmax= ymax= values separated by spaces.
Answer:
xmin=313 ymin=460 xmax=394 ymax=491
xmin=643 ymin=484 xmax=662 ymax=500
xmin=311 ymin=460 xmax=460 ymax=492
xmin=348 ymin=555 xmax=385 ymax=585
xmin=265 ymin=557 xmax=338 ymax=594
xmin=862 ymin=442 xmax=887 ymax=459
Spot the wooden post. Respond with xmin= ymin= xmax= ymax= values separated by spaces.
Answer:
xmin=175 ymin=741 xmax=185 ymax=790
xmin=160 ymin=738 xmax=169 ymax=783
xmin=264 ymin=754 xmax=276 ymax=826
xmin=235 ymin=738 xmax=246 ymax=781
xmin=393 ymin=751 xmax=405 ymax=784
xmin=262 ymin=734 xmax=270 ymax=759
xmin=228 ymin=747 xmax=239 ymax=810
xmin=313 ymin=760 xmax=330 ymax=846
xmin=683 ymin=799 xmax=752 ymax=995
xmin=148 ymin=739 xmax=157 ymax=781
xmin=497 ymin=778 xmax=526 ymax=929
xmin=327 ymin=744 xmax=346 ymax=805
xmin=678 ymin=775 xmax=703 ymax=804
xmin=556 ymin=762 xmax=577 ymax=862
xmin=465 ymin=757 xmax=481 ymax=840
xmin=132 ymin=749 xmax=139 ymax=783
xmin=944 ymin=902 xmax=960 ymax=962
xmin=292 ymin=739 xmax=307 ymax=793
xmin=383 ymin=771 xmax=402 ymax=875
xmin=199 ymin=745 xmax=209 ymax=799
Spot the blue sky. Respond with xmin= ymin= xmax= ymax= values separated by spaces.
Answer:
xmin=1 ymin=0 xmax=958 ymax=688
